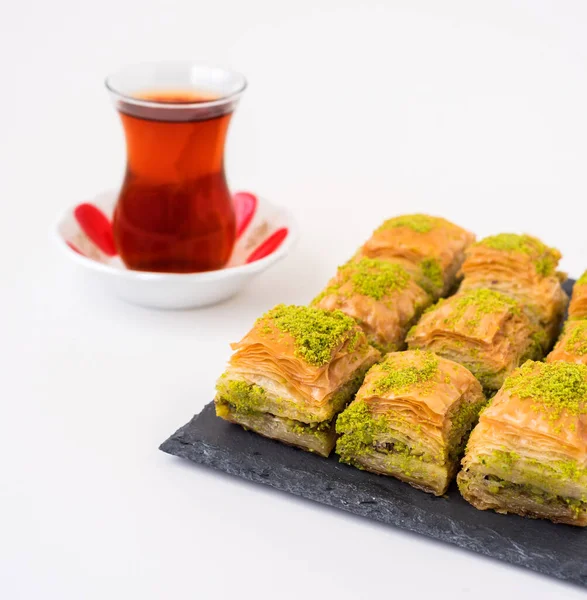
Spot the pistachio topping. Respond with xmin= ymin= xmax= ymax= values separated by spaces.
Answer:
xmin=564 ymin=321 xmax=587 ymax=356
xmin=346 ymin=259 xmax=411 ymax=299
xmin=476 ymin=233 xmax=560 ymax=277
xmin=431 ymin=288 xmax=521 ymax=331
xmin=368 ymin=351 xmax=439 ymax=395
xmin=256 ymin=304 xmax=362 ymax=367
xmin=420 ymin=257 xmax=444 ymax=291
xmin=315 ymin=258 xmax=412 ymax=303
xmin=376 ymin=214 xmax=438 ymax=234
xmin=577 ymin=270 xmax=587 ymax=286
xmin=504 ymin=360 xmax=587 ymax=417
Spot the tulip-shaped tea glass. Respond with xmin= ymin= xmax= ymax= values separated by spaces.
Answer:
xmin=106 ymin=62 xmax=246 ymax=272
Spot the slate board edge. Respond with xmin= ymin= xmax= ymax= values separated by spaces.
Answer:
xmin=160 ymin=405 xmax=586 ymax=588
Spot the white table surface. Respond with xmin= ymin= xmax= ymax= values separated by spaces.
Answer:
xmin=3 ymin=1 xmax=587 ymax=598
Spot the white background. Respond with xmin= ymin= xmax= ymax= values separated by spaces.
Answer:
xmin=2 ymin=1 xmax=587 ymax=598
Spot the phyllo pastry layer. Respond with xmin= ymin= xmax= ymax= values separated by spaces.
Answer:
xmin=312 ymin=258 xmax=432 ymax=353
xmin=215 ymin=304 xmax=380 ymax=457
xmin=336 ymin=350 xmax=486 ymax=495
xmin=459 ymin=233 xmax=567 ymax=346
xmin=458 ymin=361 xmax=587 ymax=526
xmin=358 ymin=214 xmax=475 ymax=299
xmin=548 ymin=320 xmax=587 ymax=365
xmin=406 ymin=288 xmax=543 ymax=391
xmin=569 ymin=271 xmax=587 ymax=320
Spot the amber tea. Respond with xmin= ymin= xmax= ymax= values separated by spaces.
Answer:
xmin=106 ymin=64 xmax=246 ymax=273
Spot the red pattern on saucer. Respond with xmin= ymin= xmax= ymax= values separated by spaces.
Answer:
xmin=233 ymin=192 xmax=258 ymax=238
xmin=62 ymin=191 xmax=289 ymax=271
xmin=246 ymin=228 xmax=288 ymax=263
xmin=74 ymin=203 xmax=117 ymax=256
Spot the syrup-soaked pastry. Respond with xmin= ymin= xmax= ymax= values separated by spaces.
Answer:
xmin=358 ymin=214 xmax=475 ymax=299
xmin=406 ymin=288 xmax=544 ymax=391
xmin=459 ymin=233 xmax=568 ymax=347
xmin=548 ymin=320 xmax=587 ymax=365
xmin=336 ymin=350 xmax=485 ymax=495
xmin=312 ymin=258 xmax=432 ymax=353
xmin=458 ymin=361 xmax=587 ymax=526
xmin=215 ymin=305 xmax=380 ymax=457
xmin=569 ymin=270 xmax=587 ymax=320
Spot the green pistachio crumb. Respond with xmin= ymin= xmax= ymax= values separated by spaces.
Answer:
xmin=347 ymin=259 xmax=410 ymax=299
xmin=476 ymin=450 xmax=586 ymax=496
xmin=376 ymin=214 xmax=438 ymax=234
xmin=256 ymin=304 xmax=363 ymax=367
xmin=216 ymin=380 xmax=267 ymax=414
xmin=420 ymin=258 xmax=444 ymax=291
xmin=476 ymin=233 xmax=560 ymax=277
xmin=564 ymin=321 xmax=587 ymax=356
xmin=492 ymin=449 xmax=520 ymax=471
xmin=435 ymin=288 xmax=522 ymax=331
xmin=335 ymin=401 xmax=389 ymax=460
xmin=312 ymin=259 xmax=412 ymax=304
xmin=504 ymin=360 xmax=587 ymax=417
xmin=368 ymin=350 xmax=439 ymax=395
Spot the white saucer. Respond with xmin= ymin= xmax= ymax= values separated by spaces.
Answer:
xmin=53 ymin=190 xmax=298 ymax=309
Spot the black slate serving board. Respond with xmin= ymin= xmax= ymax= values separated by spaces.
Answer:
xmin=160 ymin=279 xmax=586 ymax=587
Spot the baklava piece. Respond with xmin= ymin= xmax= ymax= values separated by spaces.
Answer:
xmin=459 ymin=233 xmax=568 ymax=347
xmin=215 ymin=305 xmax=380 ymax=457
xmin=359 ymin=214 xmax=475 ymax=299
xmin=336 ymin=350 xmax=485 ymax=495
xmin=458 ymin=361 xmax=587 ymax=526
xmin=407 ymin=288 xmax=543 ymax=391
xmin=548 ymin=320 xmax=587 ymax=365
xmin=312 ymin=258 xmax=431 ymax=353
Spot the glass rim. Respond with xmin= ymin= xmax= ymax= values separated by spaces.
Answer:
xmin=104 ymin=61 xmax=247 ymax=110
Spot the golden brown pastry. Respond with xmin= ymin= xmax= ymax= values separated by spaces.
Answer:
xmin=312 ymin=258 xmax=432 ymax=353
xmin=458 ymin=361 xmax=587 ymax=526
xmin=336 ymin=350 xmax=486 ymax=495
xmin=358 ymin=214 xmax=475 ymax=299
xmin=406 ymin=288 xmax=544 ymax=391
xmin=459 ymin=233 xmax=568 ymax=347
xmin=548 ymin=320 xmax=587 ymax=365
xmin=569 ymin=271 xmax=587 ymax=320
xmin=215 ymin=304 xmax=380 ymax=457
